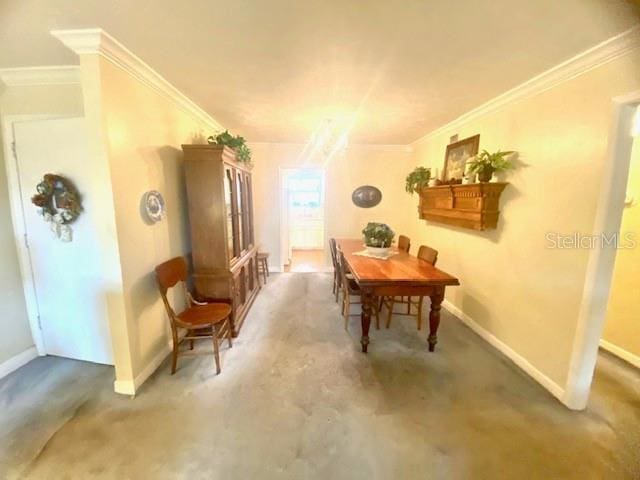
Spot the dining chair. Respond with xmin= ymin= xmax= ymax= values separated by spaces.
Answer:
xmin=155 ymin=256 xmax=233 ymax=375
xmin=397 ymin=234 xmax=411 ymax=253
xmin=329 ymin=238 xmax=339 ymax=301
xmin=338 ymin=250 xmax=380 ymax=330
xmin=257 ymin=251 xmax=270 ymax=284
xmin=382 ymin=244 xmax=438 ymax=330
xmin=385 ymin=234 xmax=412 ymax=314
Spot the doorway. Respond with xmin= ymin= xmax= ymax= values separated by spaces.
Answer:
xmin=3 ymin=116 xmax=114 ymax=365
xmin=564 ymin=93 xmax=640 ymax=409
xmin=280 ymin=168 xmax=326 ymax=272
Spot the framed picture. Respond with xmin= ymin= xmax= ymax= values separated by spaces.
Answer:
xmin=443 ymin=134 xmax=480 ymax=181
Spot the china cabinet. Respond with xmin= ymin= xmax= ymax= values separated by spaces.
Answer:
xmin=182 ymin=144 xmax=259 ymax=335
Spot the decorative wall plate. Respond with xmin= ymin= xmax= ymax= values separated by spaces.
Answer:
xmin=144 ymin=190 xmax=166 ymax=223
xmin=352 ymin=185 xmax=382 ymax=208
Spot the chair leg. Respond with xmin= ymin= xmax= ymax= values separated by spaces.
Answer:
xmin=171 ymin=332 xmax=179 ymax=375
xmin=407 ymin=296 xmax=412 ymax=314
xmin=188 ymin=329 xmax=194 ymax=350
xmin=375 ymin=297 xmax=380 ymax=330
xmin=417 ymin=296 xmax=424 ymax=330
xmin=386 ymin=298 xmax=395 ymax=328
xmin=266 ymin=261 xmax=270 ymax=277
xmin=262 ymin=260 xmax=267 ymax=284
xmin=343 ymin=292 xmax=350 ymax=329
xmin=226 ymin=319 xmax=233 ymax=348
xmin=212 ymin=326 xmax=221 ymax=374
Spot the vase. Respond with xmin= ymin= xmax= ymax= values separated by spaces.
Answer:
xmin=477 ymin=169 xmax=494 ymax=182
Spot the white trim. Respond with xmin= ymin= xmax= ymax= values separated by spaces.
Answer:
xmin=563 ymin=91 xmax=640 ymax=410
xmin=0 ymin=346 xmax=38 ymax=380
xmin=114 ymin=342 xmax=171 ymax=396
xmin=1 ymin=114 xmax=78 ymax=356
xmin=443 ymin=300 xmax=566 ymax=404
xmin=600 ymin=340 xmax=640 ymax=369
xmin=50 ymin=28 xmax=223 ymax=131
xmin=0 ymin=66 xmax=80 ymax=87
xmin=412 ymin=26 xmax=640 ymax=144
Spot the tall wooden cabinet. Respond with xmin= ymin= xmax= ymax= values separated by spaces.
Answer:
xmin=182 ymin=144 xmax=260 ymax=336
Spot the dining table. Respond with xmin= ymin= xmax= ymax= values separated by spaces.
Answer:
xmin=336 ymin=239 xmax=460 ymax=353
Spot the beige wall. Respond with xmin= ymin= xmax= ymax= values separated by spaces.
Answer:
xmin=89 ymin=56 xmax=217 ymax=383
xmin=250 ymin=143 xmax=414 ymax=269
xmin=406 ymin=50 xmax=640 ymax=389
xmin=602 ymin=134 xmax=640 ymax=362
xmin=0 ymin=83 xmax=84 ymax=366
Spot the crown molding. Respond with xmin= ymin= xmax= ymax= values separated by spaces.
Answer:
xmin=412 ymin=25 xmax=640 ymax=145
xmin=0 ymin=65 xmax=80 ymax=87
xmin=50 ymin=28 xmax=223 ymax=131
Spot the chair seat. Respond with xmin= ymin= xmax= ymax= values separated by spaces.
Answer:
xmin=257 ymin=252 xmax=269 ymax=260
xmin=344 ymin=277 xmax=360 ymax=293
xmin=178 ymin=303 xmax=232 ymax=327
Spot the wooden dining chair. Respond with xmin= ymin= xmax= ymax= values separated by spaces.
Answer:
xmin=155 ymin=256 xmax=233 ymax=375
xmin=329 ymin=238 xmax=340 ymax=301
xmin=378 ymin=234 xmax=412 ymax=320
xmin=397 ymin=234 xmax=411 ymax=253
xmin=382 ymin=244 xmax=438 ymax=330
xmin=338 ymin=251 xmax=380 ymax=330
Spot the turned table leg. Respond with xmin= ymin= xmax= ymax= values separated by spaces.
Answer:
xmin=428 ymin=288 xmax=445 ymax=352
xmin=360 ymin=289 xmax=374 ymax=353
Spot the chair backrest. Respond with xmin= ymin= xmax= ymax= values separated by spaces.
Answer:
xmin=417 ymin=245 xmax=438 ymax=266
xmin=155 ymin=256 xmax=189 ymax=325
xmin=329 ymin=238 xmax=338 ymax=268
xmin=398 ymin=235 xmax=411 ymax=253
xmin=337 ymin=250 xmax=350 ymax=285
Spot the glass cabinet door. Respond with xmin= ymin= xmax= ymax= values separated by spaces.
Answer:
xmin=224 ymin=166 xmax=238 ymax=259
xmin=244 ymin=173 xmax=254 ymax=247
xmin=235 ymin=172 xmax=245 ymax=252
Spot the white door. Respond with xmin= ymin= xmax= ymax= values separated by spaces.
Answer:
xmin=13 ymin=117 xmax=114 ymax=365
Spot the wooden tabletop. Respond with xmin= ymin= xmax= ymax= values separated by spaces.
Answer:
xmin=336 ymin=239 xmax=459 ymax=288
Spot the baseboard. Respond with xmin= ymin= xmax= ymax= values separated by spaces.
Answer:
xmin=599 ymin=339 xmax=640 ymax=369
xmin=443 ymin=300 xmax=566 ymax=404
xmin=0 ymin=346 xmax=38 ymax=380
xmin=113 ymin=342 xmax=171 ymax=396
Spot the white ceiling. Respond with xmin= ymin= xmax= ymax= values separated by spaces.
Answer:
xmin=1 ymin=0 xmax=639 ymax=144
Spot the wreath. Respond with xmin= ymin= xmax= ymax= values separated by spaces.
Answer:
xmin=31 ymin=174 xmax=82 ymax=241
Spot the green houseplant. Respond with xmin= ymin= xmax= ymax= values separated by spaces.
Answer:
xmin=405 ymin=167 xmax=431 ymax=195
xmin=362 ymin=222 xmax=395 ymax=256
xmin=208 ymin=130 xmax=252 ymax=164
xmin=466 ymin=149 xmax=515 ymax=182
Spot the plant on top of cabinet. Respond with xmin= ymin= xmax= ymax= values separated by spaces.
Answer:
xmin=466 ymin=149 xmax=515 ymax=182
xmin=208 ymin=130 xmax=252 ymax=164
xmin=405 ymin=167 xmax=431 ymax=194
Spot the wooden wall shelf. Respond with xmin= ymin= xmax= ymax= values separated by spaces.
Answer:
xmin=419 ymin=183 xmax=508 ymax=231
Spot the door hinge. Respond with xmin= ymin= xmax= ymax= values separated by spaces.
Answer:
xmin=11 ymin=141 xmax=17 ymax=159
xmin=37 ymin=315 xmax=42 ymax=330
xmin=24 ymin=233 xmax=29 ymax=249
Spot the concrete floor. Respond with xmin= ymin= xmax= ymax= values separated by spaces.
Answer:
xmin=1 ymin=273 xmax=639 ymax=479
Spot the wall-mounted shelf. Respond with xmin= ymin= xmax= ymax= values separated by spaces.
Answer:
xmin=419 ymin=183 xmax=508 ymax=231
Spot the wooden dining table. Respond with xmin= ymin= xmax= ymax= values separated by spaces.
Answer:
xmin=336 ymin=239 xmax=460 ymax=353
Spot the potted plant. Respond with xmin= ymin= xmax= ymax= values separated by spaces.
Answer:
xmin=362 ymin=222 xmax=395 ymax=256
xmin=405 ymin=167 xmax=431 ymax=195
xmin=208 ymin=130 xmax=252 ymax=164
xmin=466 ymin=149 xmax=515 ymax=182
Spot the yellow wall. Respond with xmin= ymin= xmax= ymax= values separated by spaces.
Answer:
xmin=602 ymin=134 xmax=640 ymax=362
xmin=250 ymin=143 xmax=415 ymax=269
xmin=406 ymin=50 xmax=640 ymax=389
xmin=92 ymin=56 xmax=217 ymax=383
xmin=0 ymin=83 xmax=84 ymax=365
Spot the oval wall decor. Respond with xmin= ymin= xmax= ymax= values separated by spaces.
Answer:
xmin=352 ymin=185 xmax=382 ymax=208
xmin=143 ymin=190 xmax=166 ymax=223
